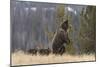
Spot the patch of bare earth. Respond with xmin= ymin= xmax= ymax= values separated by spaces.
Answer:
xmin=11 ymin=51 xmax=95 ymax=66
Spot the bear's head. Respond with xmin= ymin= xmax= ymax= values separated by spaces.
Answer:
xmin=61 ymin=20 xmax=68 ymax=31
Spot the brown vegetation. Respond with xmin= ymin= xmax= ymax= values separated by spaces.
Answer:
xmin=11 ymin=51 xmax=95 ymax=66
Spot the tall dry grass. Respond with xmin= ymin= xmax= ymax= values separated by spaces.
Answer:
xmin=11 ymin=51 xmax=95 ymax=66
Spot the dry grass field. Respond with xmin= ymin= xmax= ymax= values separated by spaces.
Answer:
xmin=11 ymin=51 xmax=95 ymax=66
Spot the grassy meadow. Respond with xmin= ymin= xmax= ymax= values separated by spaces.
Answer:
xmin=11 ymin=51 xmax=95 ymax=66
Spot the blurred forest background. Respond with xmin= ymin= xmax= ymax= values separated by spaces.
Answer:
xmin=11 ymin=0 xmax=96 ymax=54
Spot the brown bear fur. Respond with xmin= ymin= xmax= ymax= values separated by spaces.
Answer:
xmin=52 ymin=20 xmax=70 ymax=55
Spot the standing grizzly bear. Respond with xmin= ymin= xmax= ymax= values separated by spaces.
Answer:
xmin=52 ymin=20 xmax=70 ymax=55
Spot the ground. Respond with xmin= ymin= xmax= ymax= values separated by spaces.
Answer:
xmin=11 ymin=51 xmax=95 ymax=66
